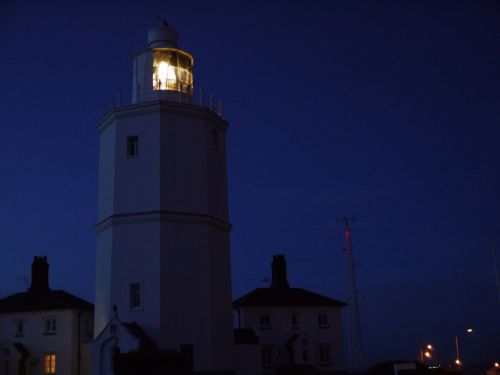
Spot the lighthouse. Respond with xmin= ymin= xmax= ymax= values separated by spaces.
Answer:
xmin=93 ymin=22 xmax=234 ymax=374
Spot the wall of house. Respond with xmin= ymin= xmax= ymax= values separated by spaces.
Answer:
xmin=238 ymin=306 xmax=345 ymax=372
xmin=0 ymin=309 xmax=93 ymax=375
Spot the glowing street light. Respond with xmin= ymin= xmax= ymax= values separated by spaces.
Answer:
xmin=494 ymin=362 xmax=499 ymax=368
xmin=455 ymin=327 xmax=474 ymax=367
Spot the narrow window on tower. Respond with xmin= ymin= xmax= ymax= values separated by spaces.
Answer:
xmin=212 ymin=128 xmax=219 ymax=150
xmin=14 ymin=320 xmax=24 ymax=337
xmin=43 ymin=318 xmax=57 ymax=335
xmin=129 ymin=283 xmax=141 ymax=309
xmin=126 ymin=136 xmax=139 ymax=157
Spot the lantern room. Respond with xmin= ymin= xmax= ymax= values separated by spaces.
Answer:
xmin=132 ymin=22 xmax=194 ymax=103
xmin=152 ymin=48 xmax=193 ymax=94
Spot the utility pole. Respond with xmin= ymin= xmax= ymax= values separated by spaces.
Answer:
xmin=491 ymin=235 xmax=500 ymax=306
xmin=342 ymin=217 xmax=365 ymax=372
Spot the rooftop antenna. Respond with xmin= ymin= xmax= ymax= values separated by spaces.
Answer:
xmin=341 ymin=217 xmax=365 ymax=372
xmin=157 ymin=16 xmax=169 ymax=27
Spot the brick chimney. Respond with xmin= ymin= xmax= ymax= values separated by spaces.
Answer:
xmin=29 ymin=256 xmax=50 ymax=293
xmin=270 ymin=254 xmax=289 ymax=288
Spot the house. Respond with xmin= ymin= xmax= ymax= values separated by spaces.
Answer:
xmin=0 ymin=256 xmax=94 ymax=375
xmin=233 ymin=255 xmax=346 ymax=374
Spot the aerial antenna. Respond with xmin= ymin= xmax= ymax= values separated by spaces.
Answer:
xmin=340 ymin=216 xmax=365 ymax=372
xmin=157 ymin=16 xmax=169 ymax=27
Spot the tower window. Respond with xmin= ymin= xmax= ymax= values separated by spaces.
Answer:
xmin=212 ymin=128 xmax=219 ymax=150
xmin=44 ymin=319 xmax=57 ymax=335
xmin=291 ymin=314 xmax=298 ymax=328
xmin=43 ymin=352 xmax=56 ymax=374
xmin=126 ymin=136 xmax=139 ymax=157
xmin=129 ymin=283 xmax=141 ymax=309
xmin=15 ymin=320 xmax=24 ymax=336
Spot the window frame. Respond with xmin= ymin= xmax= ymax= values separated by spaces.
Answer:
xmin=43 ymin=352 xmax=56 ymax=374
xmin=129 ymin=282 xmax=142 ymax=310
xmin=126 ymin=135 xmax=139 ymax=158
xmin=261 ymin=345 xmax=274 ymax=367
xmin=14 ymin=320 xmax=24 ymax=337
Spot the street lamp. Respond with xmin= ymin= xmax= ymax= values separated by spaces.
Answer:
xmin=420 ymin=344 xmax=434 ymax=364
xmin=455 ymin=328 xmax=474 ymax=367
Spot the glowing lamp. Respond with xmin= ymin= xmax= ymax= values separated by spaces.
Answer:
xmin=152 ymin=48 xmax=193 ymax=94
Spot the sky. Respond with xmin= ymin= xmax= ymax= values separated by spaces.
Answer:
xmin=1 ymin=0 xmax=499 ymax=368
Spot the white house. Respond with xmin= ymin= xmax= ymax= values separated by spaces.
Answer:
xmin=233 ymin=255 xmax=346 ymax=374
xmin=93 ymin=22 xmax=235 ymax=375
xmin=0 ymin=256 xmax=94 ymax=375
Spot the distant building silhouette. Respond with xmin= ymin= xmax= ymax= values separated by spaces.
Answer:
xmin=233 ymin=255 xmax=346 ymax=374
xmin=0 ymin=256 xmax=94 ymax=375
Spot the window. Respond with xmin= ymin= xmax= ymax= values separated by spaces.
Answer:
xmin=129 ymin=283 xmax=141 ymax=309
xmin=291 ymin=314 xmax=298 ymax=328
xmin=126 ymin=136 xmax=139 ymax=157
xmin=318 ymin=313 xmax=329 ymax=328
xmin=302 ymin=350 xmax=308 ymax=363
xmin=262 ymin=346 xmax=273 ymax=367
xmin=109 ymin=324 xmax=117 ymax=334
xmin=43 ymin=352 xmax=56 ymax=374
xmin=319 ymin=344 xmax=330 ymax=365
xmin=258 ymin=314 xmax=271 ymax=329
xmin=15 ymin=320 xmax=23 ymax=336
xmin=212 ymin=128 xmax=219 ymax=150
xmin=44 ymin=319 xmax=57 ymax=335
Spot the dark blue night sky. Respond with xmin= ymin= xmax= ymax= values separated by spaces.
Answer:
xmin=1 ymin=0 xmax=499 ymax=367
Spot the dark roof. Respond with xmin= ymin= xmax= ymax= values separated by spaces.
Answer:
xmin=0 ymin=290 xmax=94 ymax=313
xmin=234 ymin=328 xmax=259 ymax=345
xmin=233 ymin=288 xmax=346 ymax=309
xmin=123 ymin=322 xmax=158 ymax=351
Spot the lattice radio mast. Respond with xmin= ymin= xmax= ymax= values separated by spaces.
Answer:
xmin=342 ymin=217 xmax=365 ymax=372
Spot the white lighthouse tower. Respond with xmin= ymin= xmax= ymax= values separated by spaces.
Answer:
xmin=93 ymin=22 xmax=234 ymax=374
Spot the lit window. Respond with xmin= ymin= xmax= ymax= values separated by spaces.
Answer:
xmin=319 ymin=343 xmax=330 ymax=365
xmin=15 ymin=320 xmax=23 ymax=336
xmin=126 ymin=136 xmax=139 ymax=157
xmin=43 ymin=352 xmax=56 ymax=374
xmin=262 ymin=346 xmax=273 ymax=367
xmin=258 ymin=315 xmax=271 ymax=329
xmin=152 ymin=49 xmax=193 ymax=94
xmin=44 ymin=319 xmax=57 ymax=335
xmin=129 ymin=283 xmax=141 ymax=309
xmin=318 ymin=313 xmax=329 ymax=328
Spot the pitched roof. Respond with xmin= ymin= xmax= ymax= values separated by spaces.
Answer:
xmin=0 ymin=290 xmax=94 ymax=313
xmin=233 ymin=288 xmax=346 ymax=309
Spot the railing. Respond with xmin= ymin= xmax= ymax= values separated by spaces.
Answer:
xmin=102 ymin=84 xmax=223 ymax=119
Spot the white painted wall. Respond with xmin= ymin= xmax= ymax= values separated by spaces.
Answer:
xmin=94 ymin=100 xmax=235 ymax=372
xmin=0 ymin=309 xmax=93 ymax=375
